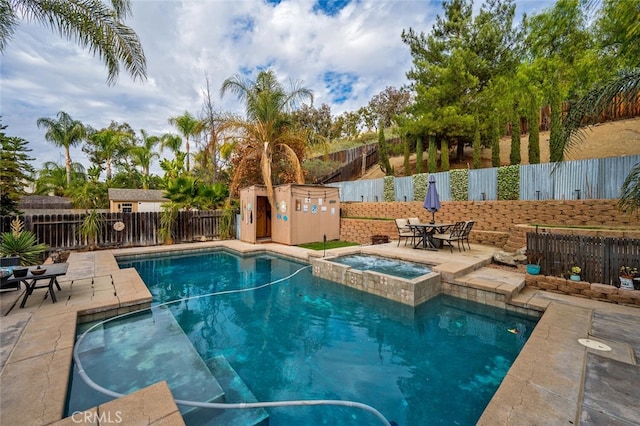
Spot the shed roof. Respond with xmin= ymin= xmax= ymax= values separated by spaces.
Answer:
xmin=108 ymin=188 xmax=167 ymax=202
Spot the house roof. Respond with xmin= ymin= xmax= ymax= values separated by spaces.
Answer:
xmin=19 ymin=195 xmax=73 ymax=209
xmin=107 ymin=188 xmax=167 ymax=202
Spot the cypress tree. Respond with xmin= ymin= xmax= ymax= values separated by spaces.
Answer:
xmin=428 ymin=135 xmax=437 ymax=173
xmin=441 ymin=139 xmax=450 ymax=171
xmin=509 ymin=101 xmax=521 ymax=165
xmin=491 ymin=116 xmax=501 ymax=167
xmin=377 ymin=121 xmax=393 ymax=175
xmin=472 ymin=113 xmax=481 ymax=169
xmin=528 ymin=96 xmax=540 ymax=164
xmin=415 ymin=135 xmax=423 ymax=174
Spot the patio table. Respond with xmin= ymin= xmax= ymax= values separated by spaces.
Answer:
xmin=409 ymin=223 xmax=453 ymax=250
xmin=4 ymin=263 xmax=69 ymax=308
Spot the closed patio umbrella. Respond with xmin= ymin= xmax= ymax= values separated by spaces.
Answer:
xmin=423 ymin=175 xmax=441 ymax=224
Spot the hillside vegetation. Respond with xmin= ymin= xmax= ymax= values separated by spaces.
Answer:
xmin=360 ymin=117 xmax=640 ymax=180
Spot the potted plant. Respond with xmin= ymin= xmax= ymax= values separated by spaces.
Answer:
xmin=526 ymin=252 xmax=542 ymax=275
xmin=619 ymin=266 xmax=638 ymax=290
xmin=570 ymin=265 xmax=582 ymax=281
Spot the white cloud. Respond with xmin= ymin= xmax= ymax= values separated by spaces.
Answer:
xmin=0 ymin=0 xmax=553 ymax=175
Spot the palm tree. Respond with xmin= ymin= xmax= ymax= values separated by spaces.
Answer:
xmin=168 ymin=112 xmax=202 ymax=173
xmin=160 ymin=133 xmax=182 ymax=156
xmin=0 ymin=0 xmax=146 ymax=84
xmin=563 ymin=69 xmax=640 ymax=214
xmin=37 ymin=111 xmax=86 ymax=186
xmin=220 ymin=69 xmax=313 ymax=210
xmin=85 ymin=126 xmax=132 ymax=181
xmin=131 ymin=129 xmax=160 ymax=188
xmin=34 ymin=161 xmax=86 ymax=196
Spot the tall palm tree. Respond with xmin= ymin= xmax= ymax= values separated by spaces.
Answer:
xmin=168 ymin=112 xmax=202 ymax=173
xmin=220 ymin=69 xmax=313 ymax=210
xmin=37 ymin=111 xmax=86 ymax=186
xmin=132 ymin=129 xmax=161 ymax=189
xmin=0 ymin=0 xmax=146 ymax=84
xmin=85 ymin=125 xmax=132 ymax=181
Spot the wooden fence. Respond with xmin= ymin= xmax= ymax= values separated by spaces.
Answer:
xmin=0 ymin=210 xmax=232 ymax=252
xmin=527 ymin=232 xmax=640 ymax=286
xmin=314 ymin=144 xmax=379 ymax=184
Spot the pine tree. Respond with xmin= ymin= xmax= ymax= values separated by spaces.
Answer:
xmin=377 ymin=122 xmax=393 ymax=176
xmin=0 ymin=123 xmax=35 ymax=215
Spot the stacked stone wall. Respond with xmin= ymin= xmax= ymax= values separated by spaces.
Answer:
xmin=525 ymin=275 xmax=640 ymax=307
xmin=340 ymin=199 xmax=640 ymax=249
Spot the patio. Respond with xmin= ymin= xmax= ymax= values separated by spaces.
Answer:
xmin=0 ymin=240 xmax=638 ymax=425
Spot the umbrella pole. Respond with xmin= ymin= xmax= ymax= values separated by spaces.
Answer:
xmin=431 ymin=211 xmax=435 ymax=224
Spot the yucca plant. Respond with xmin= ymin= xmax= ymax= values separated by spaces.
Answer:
xmin=159 ymin=202 xmax=179 ymax=244
xmin=0 ymin=222 xmax=48 ymax=266
xmin=79 ymin=209 xmax=104 ymax=251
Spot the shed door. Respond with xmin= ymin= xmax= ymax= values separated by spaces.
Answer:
xmin=256 ymin=196 xmax=271 ymax=238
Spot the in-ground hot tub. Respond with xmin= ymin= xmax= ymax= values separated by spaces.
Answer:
xmin=311 ymin=253 xmax=441 ymax=306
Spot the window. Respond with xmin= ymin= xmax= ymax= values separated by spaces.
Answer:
xmin=121 ymin=203 xmax=133 ymax=213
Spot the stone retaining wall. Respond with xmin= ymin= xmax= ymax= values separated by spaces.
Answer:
xmin=525 ymin=274 xmax=640 ymax=306
xmin=340 ymin=199 xmax=640 ymax=250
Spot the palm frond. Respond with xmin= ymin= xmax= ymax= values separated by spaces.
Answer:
xmin=0 ymin=0 xmax=18 ymax=51
xmin=618 ymin=162 xmax=640 ymax=215
xmin=564 ymin=69 xmax=640 ymax=153
xmin=17 ymin=0 xmax=146 ymax=84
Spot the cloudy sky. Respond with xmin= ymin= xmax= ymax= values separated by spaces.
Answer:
xmin=1 ymin=0 xmax=553 ymax=174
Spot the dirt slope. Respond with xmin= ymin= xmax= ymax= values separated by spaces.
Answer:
xmin=361 ymin=117 xmax=640 ymax=179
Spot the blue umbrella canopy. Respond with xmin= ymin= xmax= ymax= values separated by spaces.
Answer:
xmin=423 ymin=175 xmax=441 ymax=223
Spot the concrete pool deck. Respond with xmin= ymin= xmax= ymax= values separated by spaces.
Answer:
xmin=0 ymin=240 xmax=638 ymax=425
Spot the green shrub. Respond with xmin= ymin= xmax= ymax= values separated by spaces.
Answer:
xmin=450 ymin=169 xmax=469 ymax=201
xmin=497 ymin=165 xmax=520 ymax=200
xmin=413 ymin=173 xmax=428 ymax=201
xmin=383 ymin=176 xmax=395 ymax=201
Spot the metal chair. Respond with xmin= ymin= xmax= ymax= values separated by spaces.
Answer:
xmin=462 ymin=221 xmax=475 ymax=250
xmin=432 ymin=221 xmax=467 ymax=252
xmin=395 ymin=218 xmax=416 ymax=247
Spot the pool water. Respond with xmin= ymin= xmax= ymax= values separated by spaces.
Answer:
xmin=329 ymin=254 xmax=432 ymax=279
xmin=67 ymin=250 xmax=537 ymax=425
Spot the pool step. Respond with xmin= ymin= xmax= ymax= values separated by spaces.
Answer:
xmin=181 ymin=355 xmax=269 ymax=426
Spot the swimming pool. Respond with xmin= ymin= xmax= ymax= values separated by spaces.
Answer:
xmin=67 ymin=249 xmax=538 ymax=425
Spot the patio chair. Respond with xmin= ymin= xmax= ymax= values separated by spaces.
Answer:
xmin=432 ymin=221 xmax=467 ymax=252
xmin=408 ymin=217 xmax=421 ymax=226
xmin=462 ymin=221 xmax=475 ymax=250
xmin=395 ymin=219 xmax=415 ymax=247
xmin=1 ymin=256 xmax=21 ymax=291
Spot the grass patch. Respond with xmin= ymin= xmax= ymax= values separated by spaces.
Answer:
xmin=298 ymin=240 xmax=360 ymax=250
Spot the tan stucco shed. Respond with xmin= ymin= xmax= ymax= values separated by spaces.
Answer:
xmin=239 ymin=184 xmax=340 ymax=245
xmin=108 ymin=188 xmax=167 ymax=213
